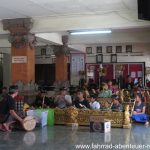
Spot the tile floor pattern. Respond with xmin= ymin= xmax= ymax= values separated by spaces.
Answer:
xmin=0 ymin=124 xmax=150 ymax=150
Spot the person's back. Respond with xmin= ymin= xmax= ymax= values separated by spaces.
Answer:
xmin=0 ymin=94 xmax=15 ymax=116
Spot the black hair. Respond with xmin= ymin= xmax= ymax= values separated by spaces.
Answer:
xmin=9 ymin=85 xmax=18 ymax=95
xmin=59 ymin=87 xmax=67 ymax=91
xmin=77 ymin=89 xmax=84 ymax=93
xmin=40 ymin=89 xmax=47 ymax=94
xmin=136 ymin=93 xmax=142 ymax=100
xmin=2 ymin=87 xmax=7 ymax=90
xmin=90 ymin=94 xmax=97 ymax=99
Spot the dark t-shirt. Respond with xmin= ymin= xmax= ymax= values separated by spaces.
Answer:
xmin=74 ymin=99 xmax=90 ymax=109
xmin=0 ymin=94 xmax=15 ymax=115
xmin=134 ymin=102 xmax=145 ymax=113
xmin=111 ymin=103 xmax=123 ymax=111
xmin=34 ymin=96 xmax=50 ymax=108
xmin=126 ymin=82 xmax=134 ymax=90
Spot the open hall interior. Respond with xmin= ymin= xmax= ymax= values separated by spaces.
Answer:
xmin=0 ymin=0 xmax=150 ymax=150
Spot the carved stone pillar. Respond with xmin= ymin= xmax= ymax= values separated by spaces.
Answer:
xmin=54 ymin=35 xmax=69 ymax=82
xmin=2 ymin=18 xmax=36 ymax=84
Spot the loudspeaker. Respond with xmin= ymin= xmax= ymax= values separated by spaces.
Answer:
xmin=138 ymin=0 xmax=150 ymax=21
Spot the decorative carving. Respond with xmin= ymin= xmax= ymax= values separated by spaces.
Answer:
xmin=118 ymin=89 xmax=124 ymax=103
xmin=8 ymin=33 xmax=36 ymax=49
xmin=123 ymin=105 xmax=131 ymax=128
xmin=65 ymin=107 xmax=78 ymax=124
xmin=53 ymin=80 xmax=70 ymax=92
xmin=54 ymin=108 xmax=131 ymax=128
xmin=2 ymin=18 xmax=33 ymax=33
xmin=53 ymin=35 xmax=70 ymax=56
xmin=2 ymin=18 xmax=35 ymax=49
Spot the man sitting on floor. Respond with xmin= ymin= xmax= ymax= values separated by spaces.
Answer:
xmin=0 ymin=85 xmax=23 ymax=131
xmin=111 ymin=95 xmax=123 ymax=111
xmin=74 ymin=90 xmax=90 ymax=109
xmin=54 ymin=87 xmax=72 ymax=109
xmin=89 ymin=95 xmax=100 ymax=110
xmin=33 ymin=90 xmax=51 ymax=108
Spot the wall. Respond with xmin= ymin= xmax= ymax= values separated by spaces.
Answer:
xmin=35 ymin=46 xmax=54 ymax=64
xmin=3 ymin=53 xmax=11 ymax=87
xmin=35 ymin=43 xmax=150 ymax=67
xmin=86 ymin=43 xmax=150 ymax=67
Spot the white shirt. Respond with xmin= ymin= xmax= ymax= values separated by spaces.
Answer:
xmin=89 ymin=101 xmax=100 ymax=110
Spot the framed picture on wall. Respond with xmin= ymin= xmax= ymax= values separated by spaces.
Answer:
xmin=86 ymin=47 xmax=92 ymax=54
xmin=106 ymin=46 xmax=112 ymax=53
xmin=96 ymin=54 xmax=103 ymax=63
xmin=96 ymin=46 xmax=102 ymax=53
xmin=126 ymin=45 xmax=132 ymax=53
xmin=116 ymin=46 xmax=122 ymax=53
xmin=111 ymin=54 xmax=117 ymax=63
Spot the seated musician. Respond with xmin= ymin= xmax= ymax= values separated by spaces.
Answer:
xmin=98 ymin=83 xmax=112 ymax=98
xmin=1 ymin=87 xmax=8 ymax=97
xmin=74 ymin=90 xmax=90 ymax=109
xmin=89 ymin=94 xmax=100 ymax=110
xmin=131 ymin=93 xmax=149 ymax=126
xmin=54 ymin=87 xmax=72 ymax=109
xmin=0 ymin=85 xmax=23 ymax=131
xmin=33 ymin=90 xmax=50 ymax=108
xmin=111 ymin=95 xmax=123 ymax=111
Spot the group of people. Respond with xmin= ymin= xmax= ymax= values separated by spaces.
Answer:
xmin=0 ymin=75 xmax=149 ymax=132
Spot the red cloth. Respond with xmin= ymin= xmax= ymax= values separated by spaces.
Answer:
xmin=14 ymin=95 xmax=24 ymax=102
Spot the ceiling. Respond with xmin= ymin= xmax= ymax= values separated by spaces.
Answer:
xmin=0 ymin=0 xmax=149 ymax=48
xmin=0 ymin=0 xmax=137 ymax=19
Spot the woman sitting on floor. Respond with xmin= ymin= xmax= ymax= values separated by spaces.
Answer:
xmin=98 ymin=83 xmax=112 ymax=98
xmin=131 ymin=93 xmax=149 ymax=126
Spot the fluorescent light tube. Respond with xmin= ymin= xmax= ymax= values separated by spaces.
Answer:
xmin=70 ymin=30 xmax=112 ymax=35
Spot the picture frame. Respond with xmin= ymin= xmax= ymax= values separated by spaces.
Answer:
xmin=41 ymin=48 xmax=46 ymax=55
xmin=96 ymin=46 xmax=102 ymax=53
xmin=106 ymin=46 xmax=112 ymax=53
xmin=146 ymin=67 xmax=150 ymax=75
xmin=111 ymin=54 xmax=117 ymax=63
xmin=126 ymin=45 xmax=132 ymax=53
xmin=116 ymin=46 xmax=122 ymax=53
xmin=86 ymin=47 xmax=92 ymax=54
xmin=96 ymin=54 xmax=103 ymax=63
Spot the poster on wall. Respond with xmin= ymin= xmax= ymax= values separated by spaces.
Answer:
xmin=70 ymin=54 xmax=85 ymax=85
xmin=131 ymin=72 xmax=136 ymax=78
xmin=138 ymin=71 xmax=142 ymax=78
